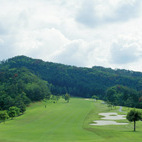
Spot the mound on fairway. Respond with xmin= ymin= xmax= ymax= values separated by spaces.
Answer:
xmin=90 ymin=120 xmax=128 ymax=126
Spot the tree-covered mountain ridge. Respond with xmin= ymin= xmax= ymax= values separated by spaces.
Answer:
xmin=1 ymin=55 xmax=142 ymax=99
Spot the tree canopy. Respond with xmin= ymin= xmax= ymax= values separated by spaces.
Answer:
xmin=0 ymin=111 xmax=9 ymax=123
xmin=0 ymin=66 xmax=51 ymax=113
xmin=126 ymin=109 xmax=142 ymax=131
xmin=64 ymin=93 xmax=70 ymax=103
xmin=106 ymin=85 xmax=142 ymax=108
xmin=1 ymin=56 xmax=142 ymax=98
xmin=1 ymin=55 xmax=142 ymax=110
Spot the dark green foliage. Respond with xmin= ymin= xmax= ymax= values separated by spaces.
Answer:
xmin=106 ymin=85 xmax=142 ymax=108
xmin=50 ymin=95 xmax=57 ymax=103
xmin=0 ymin=65 xmax=51 ymax=113
xmin=12 ymin=106 xmax=20 ymax=116
xmin=8 ymin=110 xmax=16 ymax=119
xmin=0 ymin=111 xmax=9 ymax=123
xmin=25 ymin=81 xmax=50 ymax=101
xmin=64 ymin=93 xmax=70 ymax=103
xmin=1 ymin=55 xmax=142 ymax=100
xmin=17 ymin=102 xmax=26 ymax=114
xmin=8 ymin=106 xmax=20 ymax=119
xmin=8 ymin=107 xmax=17 ymax=119
xmin=0 ymin=95 xmax=15 ymax=110
xmin=92 ymin=95 xmax=99 ymax=101
xmin=126 ymin=109 xmax=142 ymax=131
xmin=19 ymin=92 xmax=31 ymax=105
xmin=1 ymin=55 xmax=142 ymax=108
xmin=127 ymin=110 xmax=142 ymax=122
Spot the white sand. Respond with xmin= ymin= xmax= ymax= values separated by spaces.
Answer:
xmin=99 ymin=112 xmax=126 ymax=120
xmin=90 ymin=112 xmax=128 ymax=126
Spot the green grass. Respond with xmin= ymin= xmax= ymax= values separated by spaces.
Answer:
xmin=0 ymin=98 xmax=142 ymax=142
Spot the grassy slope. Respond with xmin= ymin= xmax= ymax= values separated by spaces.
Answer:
xmin=0 ymin=98 xmax=142 ymax=142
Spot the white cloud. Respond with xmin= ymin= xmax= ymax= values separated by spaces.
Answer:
xmin=0 ymin=0 xmax=142 ymax=71
xmin=109 ymin=35 xmax=142 ymax=71
xmin=13 ymin=28 xmax=69 ymax=61
xmin=76 ymin=0 xmax=141 ymax=28
xmin=53 ymin=39 xmax=109 ymax=67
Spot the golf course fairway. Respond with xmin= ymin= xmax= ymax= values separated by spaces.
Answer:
xmin=0 ymin=98 xmax=142 ymax=142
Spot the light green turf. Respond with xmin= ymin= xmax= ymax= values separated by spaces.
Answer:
xmin=0 ymin=98 xmax=142 ymax=142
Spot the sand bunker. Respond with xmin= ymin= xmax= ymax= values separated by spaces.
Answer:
xmin=90 ymin=112 xmax=128 ymax=126
xmin=99 ymin=112 xmax=126 ymax=120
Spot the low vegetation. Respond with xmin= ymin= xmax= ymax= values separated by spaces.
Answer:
xmin=0 ymin=56 xmax=142 ymax=141
xmin=0 ymin=98 xmax=142 ymax=142
xmin=64 ymin=93 xmax=70 ymax=103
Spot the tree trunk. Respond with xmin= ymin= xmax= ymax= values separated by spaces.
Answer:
xmin=134 ymin=121 xmax=136 ymax=131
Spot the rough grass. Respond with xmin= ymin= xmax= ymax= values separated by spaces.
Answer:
xmin=0 ymin=98 xmax=141 ymax=142
xmin=109 ymin=114 xmax=117 ymax=116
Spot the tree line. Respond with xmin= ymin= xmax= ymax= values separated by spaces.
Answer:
xmin=1 ymin=55 xmax=142 ymax=111
xmin=106 ymin=85 xmax=142 ymax=108
xmin=1 ymin=55 xmax=142 ymax=100
xmin=0 ymin=67 xmax=51 ymax=121
xmin=0 ymin=65 xmax=70 ymax=122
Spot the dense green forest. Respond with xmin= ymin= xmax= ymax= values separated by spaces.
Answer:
xmin=106 ymin=85 xmax=142 ymax=108
xmin=0 ymin=55 xmax=142 ymax=111
xmin=0 ymin=66 xmax=51 ymax=113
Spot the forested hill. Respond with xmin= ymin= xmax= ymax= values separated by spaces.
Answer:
xmin=1 ymin=55 xmax=142 ymax=99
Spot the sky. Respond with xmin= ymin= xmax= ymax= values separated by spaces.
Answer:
xmin=0 ymin=0 xmax=142 ymax=72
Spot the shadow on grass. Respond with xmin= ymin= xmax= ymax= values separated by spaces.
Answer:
xmin=122 ymin=130 xmax=141 ymax=133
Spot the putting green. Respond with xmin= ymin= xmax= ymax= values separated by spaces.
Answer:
xmin=0 ymin=98 xmax=141 ymax=142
